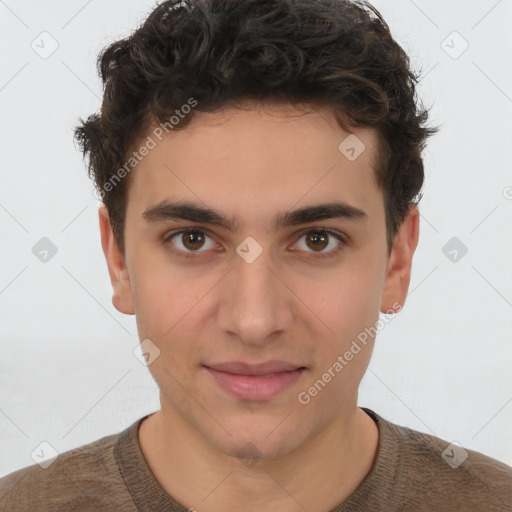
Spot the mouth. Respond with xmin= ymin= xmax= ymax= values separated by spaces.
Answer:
xmin=203 ymin=361 xmax=307 ymax=401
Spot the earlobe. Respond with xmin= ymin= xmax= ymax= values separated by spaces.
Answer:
xmin=380 ymin=205 xmax=420 ymax=314
xmin=98 ymin=205 xmax=135 ymax=315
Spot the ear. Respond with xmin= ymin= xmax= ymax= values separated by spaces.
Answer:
xmin=380 ymin=205 xmax=420 ymax=314
xmin=98 ymin=205 xmax=135 ymax=315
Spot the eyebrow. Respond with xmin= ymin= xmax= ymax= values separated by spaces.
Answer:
xmin=142 ymin=200 xmax=368 ymax=231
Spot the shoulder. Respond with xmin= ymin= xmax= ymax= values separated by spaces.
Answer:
xmin=382 ymin=415 xmax=512 ymax=511
xmin=0 ymin=427 xmax=136 ymax=512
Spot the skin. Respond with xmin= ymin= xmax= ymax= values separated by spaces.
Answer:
xmin=99 ymin=102 xmax=419 ymax=512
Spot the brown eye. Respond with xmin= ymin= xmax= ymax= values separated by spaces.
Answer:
xmin=305 ymin=231 xmax=329 ymax=252
xmin=165 ymin=229 xmax=217 ymax=256
xmin=293 ymin=229 xmax=344 ymax=256
xmin=182 ymin=231 xmax=205 ymax=251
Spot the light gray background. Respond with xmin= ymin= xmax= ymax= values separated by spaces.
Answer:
xmin=1 ymin=0 xmax=511 ymax=477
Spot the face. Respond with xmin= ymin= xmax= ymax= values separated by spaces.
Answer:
xmin=100 ymin=102 xmax=417 ymax=461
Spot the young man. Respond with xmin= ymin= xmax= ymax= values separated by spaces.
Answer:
xmin=1 ymin=0 xmax=511 ymax=510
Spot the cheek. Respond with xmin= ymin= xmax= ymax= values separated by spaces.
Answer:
xmin=131 ymin=268 xmax=203 ymax=391
xmin=129 ymin=260 xmax=188 ymax=343
xmin=305 ymin=261 xmax=383 ymax=338
xmin=130 ymin=258 xmax=218 ymax=370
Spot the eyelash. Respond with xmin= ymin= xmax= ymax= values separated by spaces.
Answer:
xmin=162 ymin=228 xmax=346 ymax=260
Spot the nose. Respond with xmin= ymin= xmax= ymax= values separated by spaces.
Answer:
xmin=217 ymin=247 xmax=294 ymax=347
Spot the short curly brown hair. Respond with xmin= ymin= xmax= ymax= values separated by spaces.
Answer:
xmin=74 ymin=0 xmax=437 ymax=256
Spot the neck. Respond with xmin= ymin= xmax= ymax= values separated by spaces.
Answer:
xmin=139 ymin=402 xmax=379 ymax=512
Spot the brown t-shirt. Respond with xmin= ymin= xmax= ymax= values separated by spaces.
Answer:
xmin=1 ymin=408 xmax=511 ymax=511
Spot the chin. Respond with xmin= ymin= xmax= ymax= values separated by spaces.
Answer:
xmin=204 ymin=418 xmax=305 ymax=463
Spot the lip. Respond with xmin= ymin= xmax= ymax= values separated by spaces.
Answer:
xmin=206 ymin=360 xmax=304 ymax=376
xmin=203 ymin=361 xmax=306 ymax=401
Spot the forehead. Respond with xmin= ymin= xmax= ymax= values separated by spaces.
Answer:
xmin=125 ymin=103 xmax=382 ymax=226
